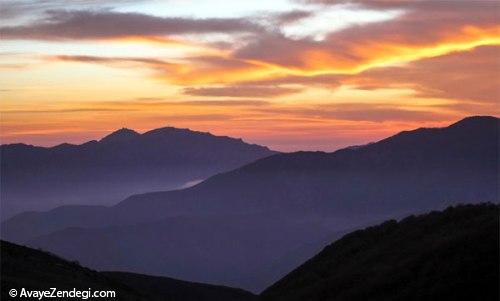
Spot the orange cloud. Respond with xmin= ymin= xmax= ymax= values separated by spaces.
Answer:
xmin=345 ymin=45 xmax=500 ymax=105
xmin=183 ymin=86 xmax=302 ymax=97
xmin=27 ymin=1 xmax=499 ymax=89
xmin=153 ymin=25 xmax=500 ymax=85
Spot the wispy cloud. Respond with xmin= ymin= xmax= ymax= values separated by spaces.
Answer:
xmin=0 ymin=10 xmax=262 ymax=40
xmin=184 ymin=85 xmax=302 ymax=97
xmin=251 ymin=102 xmax=454 ymax=123
xmin=156 ymin=100 xmax=271 ymax=107
xmin=50 ymin=55 xmax=171 ymax=66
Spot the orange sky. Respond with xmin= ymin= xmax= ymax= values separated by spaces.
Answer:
xmin=1 ymin=0 xmax=499 ymax=151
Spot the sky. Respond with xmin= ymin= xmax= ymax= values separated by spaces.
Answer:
xmin=0 ymin=0 xmax=499 ymax=151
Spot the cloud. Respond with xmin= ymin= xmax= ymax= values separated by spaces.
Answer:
xmin=0 ymin=99 xmax=272 ymax=116
xmin=346 ymin=45 xmax=500 ymax=104
xmin=298 ymin=0 xmax=412 ymax=8
xmin=0 ymin=9 xmax=262 ymax=40
xmin=50 ymin=55 xmax=170 ymax=66
xmin=160 ymin=55 xmax=280 ymax=84
xmin=118 ymin=0 xmax=496 ymax=88
xmin=252 ymin=102 xmax=454 ymax=123
xmin=1 ymin=107 xmax=133 ymax=114
xmin=302 ymin=0 xmax=498 ymax=10
xmin=233 ymin=1 xmax=499 ymax=74
xmin=43 ymin=38 xmax=500 ymax=107
xmin=47 ymin=54 xmax=185 ymax=76
xmin=238 ymin=45 xmax=500 ymax=105
xmin=239 ymin=73 xmax=342 ymax=89
xmin=0 ymin=63 xmax=31 ymax=70
xmin=136 ymin=99 xmax=271 ymax=107
xmin=13 ymin=1 xmax=499 ymax=89
xmin=0 ymin=0 xmax=142 ymax=20
xmin=150 ymin=113 xmax=232 ymax=122
xmin=176 ymin=0 xmax=499 ymax=106
xmin=275 ymin=10 xmax=314 ymax=25
xmin=183 ymin=85 xmax=302 ymax=97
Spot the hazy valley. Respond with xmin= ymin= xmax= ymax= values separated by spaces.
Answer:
xmin=2 ymin=116 xmax=498 ymax=293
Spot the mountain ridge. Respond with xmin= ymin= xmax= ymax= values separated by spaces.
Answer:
xmin=1 ymin=125 xmax=276 ymax=218
xmin=2 ymin=126 xmax=272 ymax=151
xmin=2 ymin=116 xmax=498 ymax=292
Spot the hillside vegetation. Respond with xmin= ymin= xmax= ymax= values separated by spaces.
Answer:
xmin=261 ymin=203 xmax=499 ymax=301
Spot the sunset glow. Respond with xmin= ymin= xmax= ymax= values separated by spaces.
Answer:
xmin=1 ymin=0 xmax=499 ymax=151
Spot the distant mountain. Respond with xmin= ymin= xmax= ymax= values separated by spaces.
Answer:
xmin=111 ymin=116 xmax=498 ymax=218
xmin=260 ymin=203 xmax=499 ymax=301
xmin=2 ymin=116 xmax=498 ymax=292
xmin=0 ymin=127 xmax=275 ymax=218
xmin=1 ymin=240 xmax=256 ymax=301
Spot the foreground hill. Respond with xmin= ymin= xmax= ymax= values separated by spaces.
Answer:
xmin=261 ymin=203 xmax=499 ymax=301
xmin=1 ymin=240 xmax=256 ymax=301
xmin=0 ymin=127 xmax=274 ymax=218
xmin=2 ymin=116 xmax=498 ymax=292
xmin=3 ymin=204 xmax=497 ymax=301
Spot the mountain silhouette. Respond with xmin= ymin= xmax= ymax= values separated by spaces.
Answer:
xmin=100 ymin=128 xmax=140 ymax=143
xmin=0 ymin=127 xmax=275 ymax=218
xmin=2 ymin=116 xmax=498 ymax=292
xmin=1 ymin=240 xmax=256 ymax=301
xmin=260 ymin=203 xmax=499 ymax=301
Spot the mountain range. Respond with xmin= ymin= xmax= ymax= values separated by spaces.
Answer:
xmin=3 ymin=203 xmax=498 ymax=300
xmin=0 ymin=127 xmax=275 ymax=218
xmin=2 ymin=116 xmax=498 ymax=292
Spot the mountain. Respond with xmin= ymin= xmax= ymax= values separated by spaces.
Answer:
xmin=0 ymin=127 xmax=275 ymax=218
xmin=20 ymin=213 xmax=338 ymax=292
xmin=1 ymin=240 xmax=256 ymax=301
xmin=260 ymin=203 xmax=499 ymax=301
xmin=2 ymin=116 xmax=498 ymax=292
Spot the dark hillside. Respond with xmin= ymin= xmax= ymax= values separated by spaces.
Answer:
xmin=261 ymin=203 xmax=499 ymax=301
xmin=1 ymin=240 xmax=256 ymax=301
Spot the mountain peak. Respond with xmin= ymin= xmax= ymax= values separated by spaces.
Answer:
xmin=100 ymin=128 xmax=140 ymax=143
xmin=142 ymin=126 xmax=198 ymax=136
xmin=450 ymin=115 xmax=498 ymax=128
